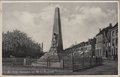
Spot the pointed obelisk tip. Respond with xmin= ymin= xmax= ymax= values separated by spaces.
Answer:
xmin=55 ymin=7 xmax=60 ymax=10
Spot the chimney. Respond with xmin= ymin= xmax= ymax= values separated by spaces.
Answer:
xmin=109 ymin=23 xmax=112 ymax=27
xmin=41 ymin=42 xmax=43 ymax=52
xmin=99 ymin=28 xmax=101 ymax=32
xmin=75 ymin=41 xmax=77 ymax=45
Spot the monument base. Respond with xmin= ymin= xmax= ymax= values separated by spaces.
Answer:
xmin=32 ymin=52 xmax=64 ymax=68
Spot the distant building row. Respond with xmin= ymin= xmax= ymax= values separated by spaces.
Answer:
xmin=64 ymin=23 xmax=118 ymax=60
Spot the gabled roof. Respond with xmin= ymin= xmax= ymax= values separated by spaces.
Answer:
xmin=96 ymin=24 xmax=113 ymax=36
xmin=112 ymin=23 xmax=118 ymax=28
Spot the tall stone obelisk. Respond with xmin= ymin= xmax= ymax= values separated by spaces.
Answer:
xmin=38 ymin=7 xmax=63 ymax=62
xmin=49 ymin=7 xmax=63 ymax=60
xmin=49 ymin=7 xmax=63 ymax=53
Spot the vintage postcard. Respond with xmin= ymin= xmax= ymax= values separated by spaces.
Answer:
xmin=0 ymin=0 xmax=119 ymax=76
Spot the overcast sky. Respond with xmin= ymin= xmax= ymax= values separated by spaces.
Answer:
xmin=2 ymin=2 xmax=118 ymax=51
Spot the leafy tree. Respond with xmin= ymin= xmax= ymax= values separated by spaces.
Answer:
xmin=2 ymin=30 xmax=44 ymax=58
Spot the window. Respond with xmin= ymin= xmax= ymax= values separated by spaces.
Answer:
xmin=108 ymin=43 xmax=110 ymax=46
xmin=112 ymin=49 xmax=114 ymax=55
xmin=116 ymin=38 xmax=118 ymax=46
xmin=114 ymin=48 xmax=115 ymax=55
xmin=116 ymin=48 xmax=118 ymax=55
xmin=112 ymin=31 xmax=114 ymax=36
xmin=116 ymin=30 xmax=118 ymax=36
xmin=112 ymin=39 xmax=114 ymax=46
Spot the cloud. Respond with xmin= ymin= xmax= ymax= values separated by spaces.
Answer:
xmin=13 ymin=11 xmax=35 ymax=26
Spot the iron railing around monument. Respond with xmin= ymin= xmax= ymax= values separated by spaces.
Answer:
xmin=71 ymin=56 xmax=102 ymax=71
xmin=2 ymin=56 xmax=102 ymax=71
xmin=2 ymin=58 xmax=37 ymax=66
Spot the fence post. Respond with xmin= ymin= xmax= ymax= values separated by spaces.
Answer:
xmin=72 ymin=53 xmax=74 ymax=71
xmin=47 ymin=58 xmax=48 ymax=67
xmin=47 ymin=57 xmax=50 ymax=68
xmin=62 ymin=59 xmax=64 ymax=69
xmin=24 ymin=58 xmax=26 ymax=66
xmin=96 ymin=56 xmax=97 ymax=65
xmin=12 ymin=57 xmax=15 ymax=66
xmin=49 ymin=59 xmax=50 ymax=67
xmin=100 ymin=57 xmax=102 ymax=65
xmin=90 ymin=57 xmax=91 ymax=66
xmin=60 ymin=59 xmax=64 ymax=69
xmin=82 ymin=57 xmax=84 ymax=68
xmin=63 ymin=59 xmax=64 ymax=69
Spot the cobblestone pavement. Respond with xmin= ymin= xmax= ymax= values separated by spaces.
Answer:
xmin=2 ymin=60 xmax=117 ymax=75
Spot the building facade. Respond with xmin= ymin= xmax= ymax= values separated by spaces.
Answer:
xmin=64 ymin=38 xmax=96 ymax=58
xmin=110 ymin=23 xmax=118 ymax=60
xmin=95 ymin=32 xmax=104 ymax=57
xmin=88 ymin=38 xmax=96 ymax=57
xmin=95 ymin=23 xmax=118 ymax=59
xmin=64 ymin=22 xmax=118 ymax=60
xmin=102 ymin=24 xmax=113 ymax=58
